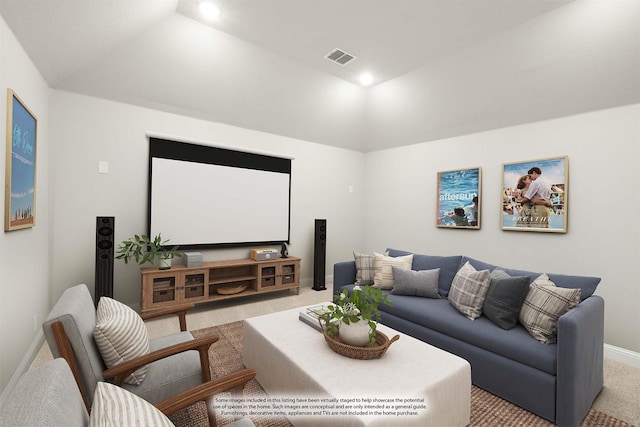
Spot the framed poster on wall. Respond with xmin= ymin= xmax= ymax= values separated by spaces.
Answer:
xmin=5 ymin=89 xmax=37 ymax=231
xmin=502 ymin=156 xmax=568 ymax=233
xmin=436 ymin=167 xmax=481 ymax=229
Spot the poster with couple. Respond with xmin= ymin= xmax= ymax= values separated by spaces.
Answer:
xmin=502 ymin=156 xmax=568 ymax=233
xmin=436 ymin=167 xmax=481 ymax=229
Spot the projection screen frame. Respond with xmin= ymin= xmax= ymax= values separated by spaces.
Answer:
xmin=147 ymin=133 xmax=292 ymax=250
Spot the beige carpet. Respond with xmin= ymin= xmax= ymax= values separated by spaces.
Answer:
xmin=168 ymin=321 xmax=633 ymax=427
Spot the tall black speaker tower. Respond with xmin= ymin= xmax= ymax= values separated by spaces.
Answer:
xmin=95 ymin=216 xmax=115 ymax=305
xmin=313 ymin=219 xmax=327 ymax=291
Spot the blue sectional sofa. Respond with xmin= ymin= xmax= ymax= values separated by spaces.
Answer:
xmin=333 ymin=248 xmax=604 ymax=427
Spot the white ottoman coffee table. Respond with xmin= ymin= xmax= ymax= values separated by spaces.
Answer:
xmin=243 ymin=304 xmax=470 ymax=427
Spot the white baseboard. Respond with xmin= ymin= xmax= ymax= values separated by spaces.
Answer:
xmin=604 ymin=343 xmax=640 ymax=369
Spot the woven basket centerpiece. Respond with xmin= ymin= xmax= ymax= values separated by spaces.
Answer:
xmin=320 ymin=319 xmax=399 ymax=360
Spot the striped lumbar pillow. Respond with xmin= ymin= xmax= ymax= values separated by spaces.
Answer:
xmin=372 ymin=252 xmax=413 ymax=289
xmin=94 ymin=297 xmax=150 ymax=385
xmin=90 ymin=381 xmax=174 ymax=427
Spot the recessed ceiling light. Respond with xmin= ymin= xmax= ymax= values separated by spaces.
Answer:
xmin=359 ymin=73 xmax=374 ymax=86
xmin=199 ymin=1 xmax=221 ymax=20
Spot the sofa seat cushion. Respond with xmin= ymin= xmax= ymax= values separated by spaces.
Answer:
xmin=122 ymin=331 xmax=203 ymax=404
xmin=379 ymin=294 xmax=557 ymax=375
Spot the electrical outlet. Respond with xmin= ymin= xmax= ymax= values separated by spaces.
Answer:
xmin=33 ymin=314 xmax=38 ymax=332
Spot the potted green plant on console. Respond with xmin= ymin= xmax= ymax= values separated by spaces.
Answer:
xmin=116 ymin=233 xmax=181 ymax=270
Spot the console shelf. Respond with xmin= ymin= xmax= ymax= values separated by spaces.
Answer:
xmin=140 ymin=256 xmax=301 ymax=313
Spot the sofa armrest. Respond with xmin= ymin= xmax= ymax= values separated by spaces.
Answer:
xmin=556 ymin=295 xmax=604 ymax=427
xmin=333 ymin=261 xmax=356 ymax=294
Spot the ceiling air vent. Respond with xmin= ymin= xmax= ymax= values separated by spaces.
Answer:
xmin=325 ymin=48 xmax=356 ymax=66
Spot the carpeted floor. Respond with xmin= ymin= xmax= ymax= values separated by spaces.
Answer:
xmin=169 ymin=321 xmax=633 ymax=427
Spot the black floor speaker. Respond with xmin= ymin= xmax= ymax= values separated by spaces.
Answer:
xmin=95 ymin=216 xmax=115 ymax=305
xmin=313 ymin=219 xmax=327 ymax=291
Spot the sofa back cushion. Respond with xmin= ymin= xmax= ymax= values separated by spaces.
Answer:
xmin=42 ymin=284 xmax=106 ymax=407
xmin=387 ymin=249 xmax=462 ymax=297
xmin=0 ymin=358 xmax=89 ymax=426
xmin=459 ymin=256 xmax=600 ymax=301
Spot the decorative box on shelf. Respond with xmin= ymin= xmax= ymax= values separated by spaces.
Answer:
xmin=183 ymin=252 xmax=203 ymax=267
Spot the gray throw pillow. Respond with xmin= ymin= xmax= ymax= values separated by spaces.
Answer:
xmin=391 ymin=267 xmax=440 ymax=298
xmin=482 ymin=274 xmax=531 ymax=330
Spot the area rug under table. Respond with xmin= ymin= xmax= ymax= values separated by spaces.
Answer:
xmin=168 ymin=321 xmax=631 ymax=427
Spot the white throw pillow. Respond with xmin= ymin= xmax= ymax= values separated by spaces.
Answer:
xmin=93 ymin=297 xmax=150 ymax=385
xmin=90 ymin=382 xmax=175 ymax=427
xmin=372 ymin=252 xmax=413 ymax=289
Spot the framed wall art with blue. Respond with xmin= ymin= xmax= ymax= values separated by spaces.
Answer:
xmin=5 ymin=89 xmax=37 ymax=231
xmin=436 ymin=167 xmax=481 ymax=229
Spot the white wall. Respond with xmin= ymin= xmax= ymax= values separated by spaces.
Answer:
xmin=363 ymin=104 xmax=640 ymax=353
xmin=48 ymin=90 xmax=365 ymax=307
xmin=0 ymin=17 xmax=50 ymax=392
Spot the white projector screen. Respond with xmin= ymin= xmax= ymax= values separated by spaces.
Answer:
xmin=148 ymin=138 xmax=291 ymax=248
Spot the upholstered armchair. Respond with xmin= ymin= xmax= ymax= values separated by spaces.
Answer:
xmin=41 ymin=283 xmax=251 ymax=426
xmin=0 ymin=358 xmax=256 ymax=426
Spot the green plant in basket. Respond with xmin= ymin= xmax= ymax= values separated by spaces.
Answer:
xmin=321 ymin=285 xmax=392 ymax=345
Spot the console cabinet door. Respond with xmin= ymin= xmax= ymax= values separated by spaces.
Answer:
xmin=280 ymin=261 xmax=299 ymax=287
xmin=182 ymin=270 xmax=209 ymax=303
xmin=257 ymin=263 xmax=278 ymax=291
xmin=256 ymin=260 xmax=300 ymax=291
xmin=142 ymin=271 xmax=180 ymax=310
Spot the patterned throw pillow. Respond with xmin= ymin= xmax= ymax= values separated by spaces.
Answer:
xmin=448 ymin=261 xmax=491 ymax=320
xmin=372 ymin=252 xmax=413 ymax=289
xmin=519 ymin=274 xmax=581 ymax=344
xmin=93 ymin=297 xmax=150 ymax=385
xmin=353 ymin=251 xmax=387 ymax=286
xmin=90 ymin=382 xmax=175 ymax=427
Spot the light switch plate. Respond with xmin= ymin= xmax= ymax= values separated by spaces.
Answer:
xmin=98 ymin=161 xmax=109 ymax=174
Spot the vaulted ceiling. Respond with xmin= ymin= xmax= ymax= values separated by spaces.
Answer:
xmin=1 ymin=0 xmax=638 ymax=152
